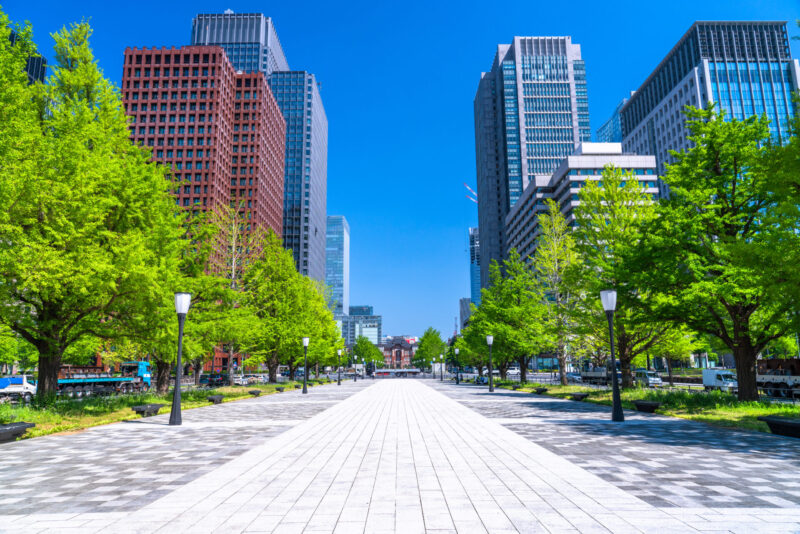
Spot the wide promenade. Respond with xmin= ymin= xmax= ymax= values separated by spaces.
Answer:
xmin=1 ymin=379 xmax=800 ymax=533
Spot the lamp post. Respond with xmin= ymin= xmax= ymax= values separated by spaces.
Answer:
xmin=455 ymin=348 xmax=460 ymax=384
xmin=438 ymin=354 xmax=443 ymax=381
xmin=353 ymin=352 xmax=357 ymax=383
xmin=169 ymin=292 xmax=191 ymax=426
xmin=430 ymin=361 xmax=434 ymax=379
xmin=600 ymin=290 xmax=624 ymax=422
xmin=337 ymin=349 xmax=342 ymax=386
xmin=362 ymin=357 xmax=365 ymax=379
xmin=302 ymin=337 xmax=309 ymax=394
xmin=487 ymin=335 xmax=494 ymax=393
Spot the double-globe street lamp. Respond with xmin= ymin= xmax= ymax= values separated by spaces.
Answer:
xmin=353 ymin=353 xmax=358 ymax=382
xmin=169 ymin=292 xmax=191 ymax=426
xmin=302 ymin=336 xmax=310 ymax=394
xmin=487 ymin=335 xmax=494 ymax=393
xmin=337 ymin=349 xmax=342 ymax=386
xmin=600 ymin=290 xmax=624 ymax=423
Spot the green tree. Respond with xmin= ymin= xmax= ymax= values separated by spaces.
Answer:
xmin=352 ymin=335 xmax=382 ymax=374
xmin=573 ymin=165 xmax=670 ymax=387
xmin=533 ymin=199 xmax=579 ymax=385
xmin=463 ymin=252 xmax=548 ymax=380
xmin=414 ymin=327 xmax=446 ymax=371
xmin=0 ymin=20 xmax=188 ymax=401
xmin=636 ymin=107 xmax=800 ymax=400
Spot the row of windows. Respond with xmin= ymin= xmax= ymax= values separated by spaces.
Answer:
xmin=127 ymin=91 xmax=215 ymax=100
xmin=130 ymin=53 xmax=214 ymax=66
xmin=128 ymin=79 xmax=213 ymax=89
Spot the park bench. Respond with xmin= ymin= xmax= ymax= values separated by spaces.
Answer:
xmin=131 ymin=404 xmax=165 ymax=418
xmin=511 ymin=384 xmax=521 ymax=391
xmin=570 ymin=393 xmax=589 ymax=401
xmin=294 ymin=384 xmax=301 ymax=389
xmin=207 ymin=395 xmax=224 ymax=405
xmin=276 ymin=387 xmax=284 ymax=392
xmin=633 ymin=400 xmax=661 ymax=413
xmin=248 ymin=390 xmax=261 ymax=398
xmin=758 ymin=416 xmax=800 ymax=438
xmin=534 ymin=387 xmax=548 ymax=395
xmin=0 ymin=422 xmax=35 ymax=443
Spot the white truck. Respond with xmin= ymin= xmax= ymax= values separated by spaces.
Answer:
xmin=702 ymin=368 xmax=738 ymax=393
xmin=0 ymin=375 xmax=36 ymax=403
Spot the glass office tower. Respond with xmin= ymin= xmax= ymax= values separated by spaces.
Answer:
xmin=474 ymin=36 xmax=590 ymax=288
xmin=326 ymin=215 xmax=350 ymax=315
xmin=621 ymin=21 xmax=800 ymax=194
xmin=468 ymin=227 xmax=481 ymax=307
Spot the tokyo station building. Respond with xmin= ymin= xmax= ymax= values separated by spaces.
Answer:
xmin=120 ymin=45 xmax=285 ymax=236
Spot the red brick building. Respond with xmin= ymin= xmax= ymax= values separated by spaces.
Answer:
xmin=381 ymin=337 xmax=418 ymax=369
xmin=121 ymin=46 xmax=285 ymax=236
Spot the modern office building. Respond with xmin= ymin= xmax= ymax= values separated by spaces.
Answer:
xmin=621 ymin=21 xmax=800 ymax=196
xmin=459 ymin=297 xmax=472 ymax=330
xmin=340 ymin=305 xmax=382 ymax=346
xmin=190 ymin=11 xmax=288 ymax=76
xmin=596 ymin=95 xmax=631 ymax=143
xmin=474 ymin=36 xmax=590 ymax=288
xmin=325 ymin=215 xmax=350 ymax=314
xmin=8 ymin=29 xmax=46 ymax=83
xmin=505 ymin=143 xmax=657 ymax=260
xmin=191 ymin=11 xmax=329 ymax=281
xmin=120 ymin=46 xmax=286 ymax=235
xmin=468 ymin=227 xmax=481 ymax=306
xmin=269 ymin=71 xmax=328 ymax=280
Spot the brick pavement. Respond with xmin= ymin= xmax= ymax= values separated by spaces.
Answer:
xmin=0 ymin=379 xmax=799 ymax=533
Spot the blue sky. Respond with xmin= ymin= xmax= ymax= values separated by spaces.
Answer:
xmin=4 ymin=0 xmax=799 ymax=340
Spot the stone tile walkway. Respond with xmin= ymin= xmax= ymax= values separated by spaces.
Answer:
xmin=0 ymin=379 xmax=799 ymax=533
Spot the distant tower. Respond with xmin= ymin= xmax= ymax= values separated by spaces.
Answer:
xmin=325 ymin=215 xmax=350 ymax=314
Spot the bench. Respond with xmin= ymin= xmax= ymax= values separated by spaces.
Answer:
xmin=534 ymin=387 xmax=548 ymax=395
xmin=131 ymin=404 xmax=165 ymax=418
xmin=570 ymin=393 xmax=589 ymax=401
xmin=276 ymin=387 xmax=285 ymax=392
xmin=511 ymin=384 xmax=521 ymax=391
xmin=294 ymin=384 xmax=301 ymax=389
xmin=248 ymin=390 xmax=261 ymax=398
xmin=207 ymin=395 xmax=224 ymax=405
xmin=758 ymin=416 xmax=800 ymax=438
xmin=0 ymin=422 xmax=35 ymax=443
xmin=633 ymin=400 xmax=661 ymax=413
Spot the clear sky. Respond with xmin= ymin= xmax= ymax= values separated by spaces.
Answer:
xmin=4 ymin=0 xmax=799 ymax=340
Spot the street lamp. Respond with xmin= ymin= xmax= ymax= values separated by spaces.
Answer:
xmin=439 ymin=354 xmax=444 ymax=381
xmin=169 ymin=292 xmax=191 ymax=426
xmin=353 ymin=352 xmax=357 ymax=383
xmin=601 ymin=290 xmax=624 ymax=422
xmin=430 ymin=361 xmax=434 ymax=379
xmin=302 ymin=337 xmax=310 ymax=394
xmin=362 ymin=357 xmax=365 ymax=379
xmin=487 ymin=335 xmax=494 ymax=393
xmin=455 ymin=348 xmax=460 ymax=384
xmin=337 ymin=349 xmax=342 ymax=386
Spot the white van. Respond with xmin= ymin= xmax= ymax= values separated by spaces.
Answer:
xmin=634 ymin=369 xmax=662 ymax=387
xmin=702 ymin=368 xmax=738 ymax=393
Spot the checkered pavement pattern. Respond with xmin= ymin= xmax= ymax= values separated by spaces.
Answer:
xmin=432 ymin=383 xmax=800 ymax=510
xmin=0 ymin=381 xmax=371 ymax=516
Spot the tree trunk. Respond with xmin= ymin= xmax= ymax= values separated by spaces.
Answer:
xmin=477 ymin=365 xmax=484 ymax=377
xmin=667 ymin=357 xmax=674 ymax=386
xmin=154 ymin=359 xmax=171 ymax=394
xmin=498 ymin=361 xmax=508 ymax=380
xmin=289 ymin=362 xmax=296 ymax=381
xmin=315 ymin=362 xmax=319 ymax=379
xmin=228 ymin=344 xmax=236 ymax=386
xmin=733 ymin=344 xmax=758 ymax=401
xmin=192 ymin=358 xmax=202 ymax=386
xmin=517 ymin=356 xmax=527 ymax=383
xmin=35 ymin=343 xmax=63 ymax=404
xmin=557 ymin=343 xmax=568 ymax=386
xmin=267 ymin=353 xmax=279 ymax=383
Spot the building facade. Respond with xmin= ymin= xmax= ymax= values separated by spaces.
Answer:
xmin=380 ymin=337 xmax=417 ymax=368
xmin=474 ymin=36 xmax=590 ymax=288
xmin=459 ymin=297 xmax=472 ymax=330
xmin=120 ymin=46 xmax=285 ymax=235
xmin=325 ymin=215 xmax=350 ymax=314
xmin=339 ymin=305 xmax=382 ymax=346
xmin=9 ymin=29 xmax=46 ymax=83
xmin=269 ymin=71 xmax=328 ymax=280
xmin=505 ymin=143 xmax=657 ymax=259
xmin=595 ymin=95 xmax=630 ymax=143
xmin=468 ymin=227 xmax=481 ymax=306
xmin=190 ymin=11 xmax=288 ymax=77
xmin=621 ymin=21 xmax=800 ymax=196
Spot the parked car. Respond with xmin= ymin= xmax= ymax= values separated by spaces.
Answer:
xmin=507 ymin=368 xmax=521 ymax=377
xmin=566 ymin=372 xmax=582 ymax=383
xmin=634 ymin=369 xmax=663 ymax=387
xmin=207 ymin=374 xmax=228 ymax=387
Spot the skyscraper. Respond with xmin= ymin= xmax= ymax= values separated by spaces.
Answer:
xmin=326 ymin=215 xmax=350 ymax=315
xmin=9 ymin=29 xmax=46 ymax=84
xmin=120 ymin=46 xmax=285 ymax=235
xmin=474 ymin=36 xmax=590 ymax=288
xmin=596 ymin=95 xmax=631 ymax=143
xmin=621 ymin=21 xmax=799 ymax=195
xmin=190 ymin=11 xmax=329 ymax=280
xmin=341 ymin=306 xmax=382 ymax=346
xmin=468 ymin=227 xmax=481 ymax=307
xmin=269 ymin=71 xmax=328 ymax=280
xmin=191 ymin=11 xmax=288 ymax=76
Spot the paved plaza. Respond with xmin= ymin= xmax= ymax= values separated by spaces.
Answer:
xmin=1 ymin=380 xmax=800 ymax=533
